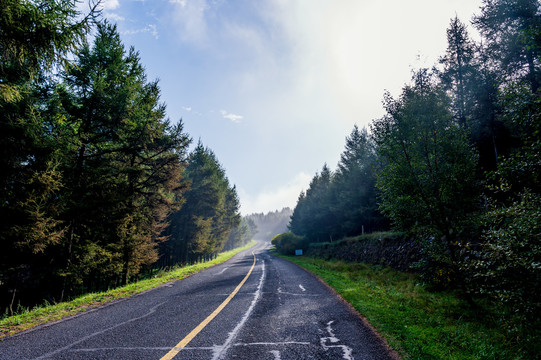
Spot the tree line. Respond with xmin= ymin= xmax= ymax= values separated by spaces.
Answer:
xmin=289 ymin=126 xmax=388 ymax=241
xmin=0 ymin=1 xmax=247 ymax=314
xmin=245 ymin=207 xmax=292 ymax=242
xmin=288 ymin=0 xmax=540 ymax=328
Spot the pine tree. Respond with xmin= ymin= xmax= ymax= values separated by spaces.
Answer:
xmin=332 ymin=125 xmax=385 ymax=236
xmin=289 ymin=165 xmax=335 ymax=242
xmin=439 ymin=17 xmax=477 ymax=128
xmin=53 ymin=22 xmax=190 ymax=291
xmin=164 ymin=143 xmax=240 ymax=264
xmin=473 ymin=0 xmax=541 ymax=93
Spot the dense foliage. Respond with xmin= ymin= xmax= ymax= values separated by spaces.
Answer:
xmin=159 ymin=143 xmax=242 ymax=266
xmin=372 ymin=70 xmax=480 ymax=290
xmin=0 ymin=2 xmax=243 ymax=313
xmin=288 ymin=0 xmax=541 ymax=337
xmin=289 ymin=126 xmax=387 ymax=242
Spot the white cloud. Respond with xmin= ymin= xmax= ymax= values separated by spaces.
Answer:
xmin=182 ymin=106 xmax=192 ymax=111
xmin=169 ymin=0 xmax=187 ymax=6
xmin=220 ymin=110 xmax=243 ymax=123
xmin=148 ymin=24 xmax=159 ymax=39
xmin=239 ymin=172 xmax=312 ymax=215
xmin=99 ymin=0 xmax=124 ymax=25
xmin=122 ymin=24 xmax=159 ymax=39
xmin=105 ymin=12 xmax=125 ymax=22
xmin=101 ymin=0 xmax=120 ymax=10
xmin=235 ymin=0 xmax=483 ymax=131
xmin=168 ymin=0 xmax=210 ymax=45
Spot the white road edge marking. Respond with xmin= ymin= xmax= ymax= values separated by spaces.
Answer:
xmin=320 ymin=321 xmax=354 ymax=360
xmin=212 ymin=258 xmax=266 ymax=360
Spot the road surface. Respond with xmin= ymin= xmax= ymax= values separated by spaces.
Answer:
xmin=0 ymin=241 xmax=398 ymax=359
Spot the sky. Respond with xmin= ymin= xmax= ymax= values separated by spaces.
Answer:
xmin=88 ymin=0 xmax=484 ymax=215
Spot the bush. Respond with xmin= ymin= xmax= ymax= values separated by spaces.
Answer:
xmin=271 ymin=232 xmax=308 ymax=255
xmin=473 ymin=191 xmax=541 ymax=319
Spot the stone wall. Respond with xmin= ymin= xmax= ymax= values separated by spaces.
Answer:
xmin=305 ymin=233 xmax=422 ymax=272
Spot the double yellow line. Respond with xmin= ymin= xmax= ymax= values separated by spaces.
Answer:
xmin=160 ymin=252 xmax=257 ymax=360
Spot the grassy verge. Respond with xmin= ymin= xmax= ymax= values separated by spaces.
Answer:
xmin=280 ymin=255 xmax=526 ymax=360
xmin=0 ymin=240 xmax=256 ymax=339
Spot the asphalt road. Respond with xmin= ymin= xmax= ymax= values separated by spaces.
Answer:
xmin=0 ymin=241 xmax=398 ymax=359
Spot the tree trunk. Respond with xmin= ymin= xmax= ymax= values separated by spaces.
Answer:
xmin=9 ymin=288 xmax=17 ymax=316
xmin=59 ymin=221 xmax=75 ymax=303
xmin=121 ymin=247 xmax=130 ymax=286
xmin=526 ymin=49 xmax=539 ymax=94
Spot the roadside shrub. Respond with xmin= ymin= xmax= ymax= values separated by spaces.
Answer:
xmin=271 ymin=232 xmax=308 ymax=255
xmin=473 ymin=191 xmax=541 ymax=319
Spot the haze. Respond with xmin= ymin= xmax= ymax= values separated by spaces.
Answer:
xmin=97 ymin=0 xmax=483 ymax=214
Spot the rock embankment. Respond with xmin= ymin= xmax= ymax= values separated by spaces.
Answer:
xmin=306 ymin=233 xmax=422 ymax=272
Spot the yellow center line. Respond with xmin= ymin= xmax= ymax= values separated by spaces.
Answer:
xmin=160 ymin=251 xmax=257 ymax=360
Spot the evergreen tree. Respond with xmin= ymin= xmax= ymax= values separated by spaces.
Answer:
xmin=0 ymin=0 xmax=97 ymax=311
xmin=473 ymin=0 xmax=541 ymax=93
xmin=289 ymin=191 xmax=308 ymax=238
xmin=52 ymin=22 xmax=190 ymax=291
xmin=0 ymin=0 xmax=96 ymax=102
xmin=289 ymin=165 xmax=335 ymax=242
xmin=439 ymin=16 xmax=509 ymax=173
xmin=473 ymin=68 xmax=541 ymax=320
xmin=371 ymin=70 xmax=480 ymax=288
xmin=439 ymin=16 xmax=478 ymax=128
xmin=468 ymin=0 xmax=541 ymax=173
xmin=289 ymin=127 xmax=387 ymax=242
xmin=164 ymin=143 xmax=240 ymax=265
xmin=332 ymin=125 xmax=386 ymax=236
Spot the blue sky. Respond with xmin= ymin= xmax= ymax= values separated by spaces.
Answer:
xmin=90 ymin=0 xmax=483 ymax=215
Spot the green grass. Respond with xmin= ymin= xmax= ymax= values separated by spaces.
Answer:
xmin=280 ymin=255 xmax=529 ymax=360
xmin=0 ymin=241 xmax=256 ymax=338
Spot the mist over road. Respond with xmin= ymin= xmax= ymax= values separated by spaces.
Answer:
xmin=0 ymin=241 xmax=396 ymax=359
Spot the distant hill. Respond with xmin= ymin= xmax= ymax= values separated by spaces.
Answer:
xmin=244 ymin=208 xmax=293 ymax=241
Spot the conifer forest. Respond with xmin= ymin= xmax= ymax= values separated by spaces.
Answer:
xmin=0 ymin=2 xmax=253 ymax=312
